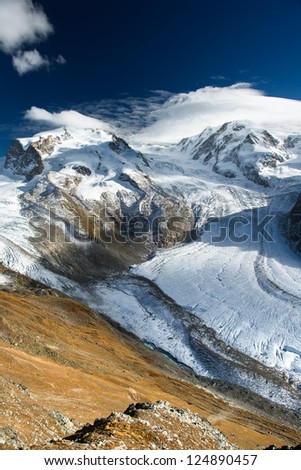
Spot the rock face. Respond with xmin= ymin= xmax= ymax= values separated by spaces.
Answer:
xmin=39 ymin=401 xmax=236 ymax=450
xmin=179 ymin=121 xmax=291 ymax=186
xmin=71 ymin=164 xmax=92 ymax=176
xmin=288 ymin=193 xmax=301 ymax=252
xmin=108 ymin=134 xmax=132 ymax=154
xmin=284 ymin=134 xmax=301 ymax=153
xmin=4 ymin=129 xmax=72 ymax=180
xmin=5 ymin=140 xmax=44 ymax=180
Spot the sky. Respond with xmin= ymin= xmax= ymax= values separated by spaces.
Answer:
xmin=1 ymin=0 xmax=301 ymax=153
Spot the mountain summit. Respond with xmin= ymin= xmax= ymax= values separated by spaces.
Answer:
xmin=178 ymin=121 xmax=291 ymax=185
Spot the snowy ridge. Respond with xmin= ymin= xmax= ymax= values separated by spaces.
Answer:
xmin=177 ymin=121 xmax=291 ymax=185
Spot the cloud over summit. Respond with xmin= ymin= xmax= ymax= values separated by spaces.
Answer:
xmin=25 ymin=107 xmax=113 ymax=132
xmin=135 ymin=84 xmax=301 ymax=142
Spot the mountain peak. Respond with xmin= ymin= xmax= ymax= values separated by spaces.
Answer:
xmin=178 ymin=120 xmax=291 ymax=185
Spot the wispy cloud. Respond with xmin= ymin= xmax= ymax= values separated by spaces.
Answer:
xmin=55 ymin=54 xmax=66 ymax=65
xmin=73 ymin=91 xmax=173 ymax=136
xmin=12 ymin=49 xmax=49 ymax=75
xmin=210 ymin=75 xmax=227 ymax=81
xmin=0 ymin=0 xmax=65 ymax=75
xmin=25 ymin=107 xmax=113 ymax=132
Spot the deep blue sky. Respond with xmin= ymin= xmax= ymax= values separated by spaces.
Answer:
xmin=1 ymin=0 xmax=301 ymax=154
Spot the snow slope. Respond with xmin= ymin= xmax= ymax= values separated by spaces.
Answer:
xmin=0 ymin=169 xmax=38 ymax=270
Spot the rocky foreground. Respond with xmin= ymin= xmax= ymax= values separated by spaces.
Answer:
xmin=35 ymin=401 xmax=235 ymax=450
xmin=1 ymin=264 xmax=301 ymax=450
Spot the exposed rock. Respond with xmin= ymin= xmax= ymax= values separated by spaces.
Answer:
xmin=32 ymin=136 xmax=57 ymax=155
xmin=109 ymin=134 xmax=132 ymax=154
xmin=5 ymin=140 xmax=44 ymax=180
xmin=71 ymin=165 xmax=92 ymax=176
xmin=3 ymin=140 xmax=24 ymax=169
xmin=284 ymin=135 xmax=301 ymax=151
xmin=51 ymin=411 xmax=77 ymax=435
xmin=179 ymin=121 xmax=291 ymax=186
xmin=43 ymin=401 xmax=236 ymax=450
xmin=265 ymin=443 xmax=301 ymax=450
xmin=0 ymin=427 xmax=25 ymax=450
xmin=4 ymin=129 xmax=72 ymax=180
xmin=119 ymin=170 xmax=151 ymax=191
xmin=288 ymin=193 xmax=301 ymax=251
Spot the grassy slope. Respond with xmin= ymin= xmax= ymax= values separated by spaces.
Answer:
xmin=1 ymin=270 xmax=300 ymax=449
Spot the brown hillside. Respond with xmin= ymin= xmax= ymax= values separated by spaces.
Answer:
xmin=0 ymin=267 xmax=300 ymax=450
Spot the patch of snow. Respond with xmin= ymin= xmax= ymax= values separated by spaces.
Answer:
xmin=0 ymin=273 xmax=12 ymax=285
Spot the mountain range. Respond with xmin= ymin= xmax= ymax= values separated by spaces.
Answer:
xmin=1 ymin=118 xmax=301 ymax=448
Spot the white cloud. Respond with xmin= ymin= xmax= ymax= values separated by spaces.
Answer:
xmin=0 ymin=0 xmax=53 ymax=54
xmin=25 ymin=107 xmax=114 ymax=132
xmin=135 ymin=84 xmax=301 ymax=143
xmin=12 ymin=49 xmax=49 ymax=75
xmin=0 ymin=0 xmax=65 ymax=75
xmin=55 ymin=54 xmax=66 ymax=65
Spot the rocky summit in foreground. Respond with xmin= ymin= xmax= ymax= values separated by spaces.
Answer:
xmin=37 ymin=401 xmax=235 ymax=450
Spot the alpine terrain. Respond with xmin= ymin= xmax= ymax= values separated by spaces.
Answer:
xmin=1 ymin=117 xmax=301 ymax=449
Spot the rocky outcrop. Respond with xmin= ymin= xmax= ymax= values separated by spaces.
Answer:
xmin=71 ymin=165 xmax=91 ymax=176
xmin=57 ymin=401 xmax=235 ymax=450
xmin=265 ymin=443 xmax=301 ymax=450
xmin=4 ymin=129 xmax=72 ymax=180
xmin=288 ymin=193 xmax=301 ymax=252
xmin=109 ymin=134 xmax=132 ymax=154
xmin=284 ymin=135 xmax=301 ymax=153
xmin=5 ymin=140 xmax=44 ymax=180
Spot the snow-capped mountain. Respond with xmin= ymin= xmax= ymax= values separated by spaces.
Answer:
xmin=285 ymin=134 xmax=301 ymax=155
xmin=178 ymin=121 xmax=291 ymax=186
xmin=1 ymin=120 xmax=301 ymax=411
